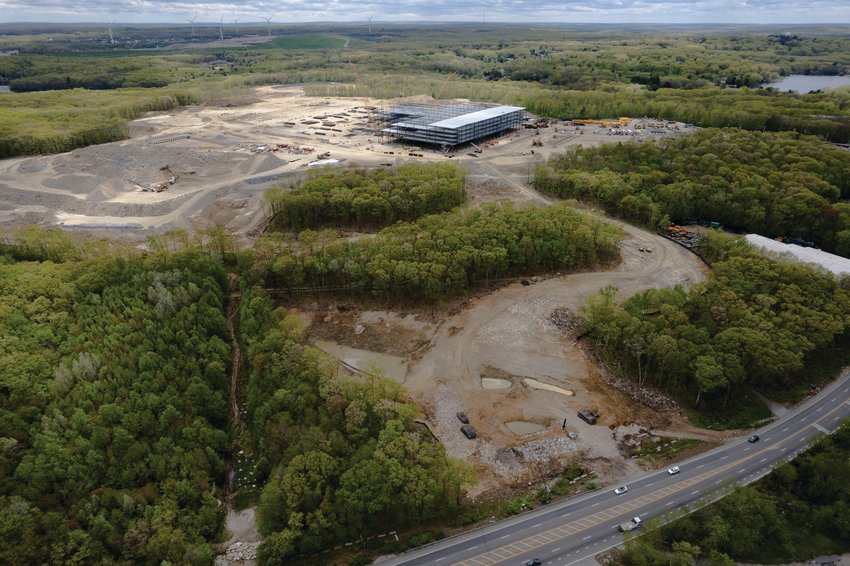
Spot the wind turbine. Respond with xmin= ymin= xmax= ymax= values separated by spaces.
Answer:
xmin=187 ymin=15 xmax=197 ymax=37
xmin=219 ymin=16 xmax=224 ymax=40
xmin=234 ymin=18 xmax=239 ymax=35
xmin=263 ymin=16 xmax=272 ymax=37
xmin=367 ymin=15 xmax=374 ymax=34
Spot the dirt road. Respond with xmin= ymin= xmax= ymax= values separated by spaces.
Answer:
xmin=403 ymin=209 xmax=707 ymax=493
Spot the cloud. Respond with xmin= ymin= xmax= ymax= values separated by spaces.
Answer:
xmin=0 ymin=0 xmax=848 ymax=23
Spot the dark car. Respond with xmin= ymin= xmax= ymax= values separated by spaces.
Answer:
xmin=461 ymin=425 xmax=478 ymax=439
xmin=526 ymin=560 xmax=542 ymax=566
xmin=456 ymin=412 xmax=469 ymax=424
xmin=748 ymin=435 xmax=760 ymax=443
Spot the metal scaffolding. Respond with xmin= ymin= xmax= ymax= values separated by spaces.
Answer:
xmin=377 ymin=102 xmax=525 ymax=147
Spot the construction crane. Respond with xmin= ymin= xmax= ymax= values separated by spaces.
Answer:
xmin=434 ymin=71 xmax=457 ymax=101
xmin=349 ymin=60 xmax=368 ymax=98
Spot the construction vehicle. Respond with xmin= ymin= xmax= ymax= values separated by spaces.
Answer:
xmin=578 ymin=409 xmax=599 ymax=425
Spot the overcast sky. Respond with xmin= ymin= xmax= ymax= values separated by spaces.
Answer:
xmin=0 ymin=0 xmax=848 ymax=25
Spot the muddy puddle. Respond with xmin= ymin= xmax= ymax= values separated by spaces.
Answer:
xmin=506 ymin=421 xmax=547 ymax=435
xmin=313 ymin=339 xmax=408 ymax=382
xmin=481 ymin=377 xmax=512 ymax=389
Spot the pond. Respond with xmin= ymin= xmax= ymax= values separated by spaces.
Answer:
xmin=313 ymin=339 xmax=408 ymax=383
xmin=764 ymin=75 xmax=850 ymax=93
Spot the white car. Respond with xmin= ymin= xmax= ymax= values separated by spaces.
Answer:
xmin=667 ymin=466 xmax=680 ymax=475
xmin=614 ymin=485 xmax=628 ymax=495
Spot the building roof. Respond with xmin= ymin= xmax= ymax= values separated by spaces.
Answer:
xmin=430 ymin=105 xmax=525 ymax=129
xmin=745 ymin=234 xmax=850 ymax=277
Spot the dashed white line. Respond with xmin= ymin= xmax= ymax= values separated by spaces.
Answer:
xmin=591 ymin=503 xmax=599 ymax=508
xmin=782 ymin=427 xmax=790 ymax=432
xmin=583 ymin=536 xmax=591 ymax=541
xmin=691 ymin=490 xmax=700 ymax=495
xmin=714 ymin=480 xmax=722 ymax=485
xmin=554 ymin=548 xmax=561 ymax=552
xmin=646 ymin=482 xmax=655 ymax=487
xmin=720 ymin=455 xmax=728 ymax=460
xmin=696 ymin=464 xmax=704 ymax=469
xmin=665 ymin=501 xmax=674 ymax=505
xmin=831 ymin=397 xmax=837 ymax=402
xmin=760 ymin=458 xmax=767 ymax=463
xmin=561 ymin=513 xmax=570 ymax=518
xmin=436 ymin=558 xmax=445 ymax=562
xmin=467 ymin=545 xmax=478 ymax=551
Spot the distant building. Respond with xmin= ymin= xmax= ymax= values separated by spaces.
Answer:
xmin=379 ymin=102 xmax=525 ymax=148
xmin=745 ymin=234 xmax=850 ymax=277
xmin=0 ymin=49 xmax=19 ymax=56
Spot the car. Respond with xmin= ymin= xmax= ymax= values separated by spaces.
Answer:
xmin=667 ymin=466 xmax=680 ymax=475
xmin=614 ymin=485 xmax=628 ymax=495
xmin=748 ymin=435 xmax=760 ymax=443
xmin=456 ymin=412 xmax=469 ymax=424
xmin=526 ymin=560 xmax=542 ymax=566
xmin=460 ymin=424 xmax=477 ymax=439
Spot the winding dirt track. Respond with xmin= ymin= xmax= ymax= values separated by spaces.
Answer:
xmin=402 ymin=185 xmax=709 ymax=491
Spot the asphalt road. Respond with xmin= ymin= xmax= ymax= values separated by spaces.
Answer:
xmin=384 ymin=369 xmax=850 ymax=566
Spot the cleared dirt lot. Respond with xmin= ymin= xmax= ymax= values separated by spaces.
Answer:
xmin=0 ymin=85 xmax=710 ymax=493
xmin=0 ymin=85 xmax=682 ymax=240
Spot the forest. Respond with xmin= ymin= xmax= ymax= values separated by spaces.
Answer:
xmin=0 ymin=228 xmax=480 ymax=564
xmin=534 ymin=128 xmax=850 ymax=257
xmin=616 ymin=420 xmax=850 ymax=565
xmin=252 ymin=202 xmax=622 ymax=300
xmin=580 ymin=232 xmax=850 ymax=422
xmin=264 ymin=164 xmax=467 ymax=231
xmin=236 ymin=286 xmax=474 ymax=561
xmin=3 ymin=25 xmax=850 ymax=157
xmin=0 ymin=242 xmax=231 ymax=564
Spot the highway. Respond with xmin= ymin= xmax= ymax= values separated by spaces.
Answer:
xmin=385 ymin=369 xmax=850 ymax=566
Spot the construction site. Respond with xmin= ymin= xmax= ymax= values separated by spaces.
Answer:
xmin=0 ymin=84 xmax=716 ymax=494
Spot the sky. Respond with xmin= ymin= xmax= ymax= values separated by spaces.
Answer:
xmin=0 ymin=0 xmax=848 ymax=25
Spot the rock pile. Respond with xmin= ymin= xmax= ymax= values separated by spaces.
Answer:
xmin=214 ymin=541 xmax=260 ymax=565
xmin=549 ymin=307 xmax=583 ymax=337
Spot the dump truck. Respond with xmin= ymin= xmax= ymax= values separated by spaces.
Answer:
xmin=618 ymin=517 xmax=642 ymax=533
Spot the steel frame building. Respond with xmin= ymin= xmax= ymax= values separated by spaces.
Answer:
xmin=378 ymin=102 xmax=525 ymax=147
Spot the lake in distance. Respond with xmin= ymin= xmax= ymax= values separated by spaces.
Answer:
xmin=765 ymin=74 xmax=850 ymax=92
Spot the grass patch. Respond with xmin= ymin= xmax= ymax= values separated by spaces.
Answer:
xmin=549 ymin=467 xmax=591 ymax=498
xmin=627 ymin=436 xmax=704 ymax=464
xmin=688 ymin=387 xmax=771 ymax=430
xmin=270 ymin=35 xmax=351 ymax=49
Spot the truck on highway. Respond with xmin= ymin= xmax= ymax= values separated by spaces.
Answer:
xmin=618 ymin=517 xmax=642 ymax=533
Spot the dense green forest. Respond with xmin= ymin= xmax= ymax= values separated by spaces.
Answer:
xmin=581 ymin=233 xmax=850 ymax=424
xmin=617 ymin=420 xmax=850 ymax=565
xmin=252 ymin=202 xmax=622 ymax=300
xmin=236 ymin=286 xmax=474 ymax=561
xmin=3 ymin=25 xmax=850 ymax=157
xmin=534 ymin=129 xmax=850 ymax=256
xmin=0 ymin=241 xmax=231 ymax=564
xmin=265 ymin=164 xmax=467 ymax=231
